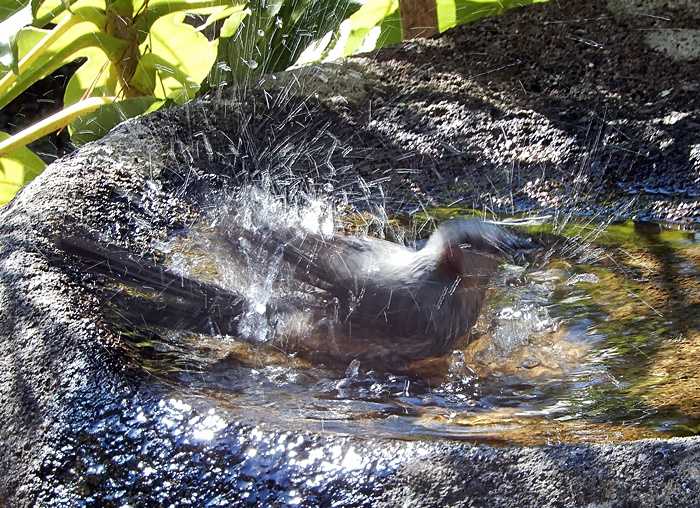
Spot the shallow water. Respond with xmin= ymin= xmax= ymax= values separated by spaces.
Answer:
xmin=112 ymin=195 xmax=700 ymax=446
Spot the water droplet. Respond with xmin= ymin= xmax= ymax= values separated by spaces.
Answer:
xmin=341 ymin=446 xmax=364 ymax=470
xmin=243 ymin=59 xmax=259 ymax=69
xmin=257 ymin=29 xmax=265 ymax=37
xmin=345 ymin=359 xmax=360 ymax=378
xmin=566 ymin=273 xmax=600 ymax=285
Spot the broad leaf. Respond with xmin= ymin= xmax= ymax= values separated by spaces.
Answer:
xmin=198 ymin=3 xmax=245 ymax=32
xmin=132 ymin=0 xmax=231 ymax=36
xmin=15 ymin=25 xmax=49 ymax=57
xmin=0 ymin=0 xmax=29 ymax=22
xmin=62 ymin=45 xmax=129 ymax=142
xmin=0 ymin=131 xmax=46 ymax=205
xmin=206 ymin=5 xmax=248 ymax=86
xmin=219 ymin=4 xmax=248 ymax=37
xmin=33 ymin=0 xmax=91 ymax=26
xmin=63 ymin=46 xmax=122 ymax=106
xmin=318 ymin=0 xmax=399 ymax=61
xmin=437 ymin=0 xmax=548 ymax=33
xmin=213 ymin=3 xmax=276 ymax=84
xmin=0 ymin=3 xmax=33 ymax=72
xmin=267 ymin=0 xmax=357 ymax=70
xmin=132 ymin=11 xmax=217 ymax=103
xmin=0 ymin=8 xmax=127 ymax=110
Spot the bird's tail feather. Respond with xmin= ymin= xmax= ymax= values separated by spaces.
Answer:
xmin=57 ymin=236 xmax=246 ymax=334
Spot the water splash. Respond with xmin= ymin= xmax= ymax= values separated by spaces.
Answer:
xmin=492 ymin=304 xmax=555 ymax=354
xmin=128 ymin=194 xmax=700 ymax=443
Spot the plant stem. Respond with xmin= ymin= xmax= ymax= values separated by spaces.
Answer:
xmin=0 ymin=96 xmax=116 ymax=156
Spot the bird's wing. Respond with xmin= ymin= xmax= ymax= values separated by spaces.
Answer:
xmin=228 ymin=225 xmax=412 ymax=298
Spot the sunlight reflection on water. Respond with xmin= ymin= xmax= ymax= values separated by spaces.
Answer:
xmin=125 ymin=189 xmax=700 ymax=444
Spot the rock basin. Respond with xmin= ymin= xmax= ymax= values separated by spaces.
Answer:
xmin=1 ymin=0 xmax=699 ymax=505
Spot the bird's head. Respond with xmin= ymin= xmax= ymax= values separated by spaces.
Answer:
xmin=423 ymin=218 xmax=533 ymax=284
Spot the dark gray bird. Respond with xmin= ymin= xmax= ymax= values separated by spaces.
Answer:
xmin=58 ymin=218 xmax=532 ymax=367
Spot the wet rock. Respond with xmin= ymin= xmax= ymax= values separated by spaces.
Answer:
xmin=1 ymin=0 xmax=699 ymax=506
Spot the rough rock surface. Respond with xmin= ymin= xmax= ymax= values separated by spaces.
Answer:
xmin=275 ymin=0 xmax=700 ymax=224
xmin=1 ymin=0 xmax=699 ymax=506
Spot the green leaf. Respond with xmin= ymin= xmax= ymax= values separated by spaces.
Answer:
xmin=213 ymin=0 xmax=355 ymax=86
xmin=69 ymin=95 xmax=163 ymax=144
xmin=219 ymin=4 xmax=248 ymax=37
xmin=206 ymin=5 xmax=248 ymax=87
xmin=269 ymin=0 xmax=356 ymax=69
xmin=377 ymin=4 xmax=401 ymax=47
xmin=61 ymin=45 xmax=137 ymax=142
xmin=197 ymin=3 xmax=245 ymax=32
xmin=437 ymin=0 xmax=548 ymax=33
xmin=0 ymin=9 xmax=127 ymax=110
xmin=0 ymin=3 xmax=33 ymax=72
xmin=0 ymin=0 xmax=29 ymax=22
xmin=133 ymin=11 xmax=217 ymax=103
xmin=33 ymin=0 xmax=92 ymax=26
xmin=0 ymin=131 xmax=46 ymax=206
xmin=321 ymin=0 xmax=399 ymax=60
xmin=132 ymin=0 xmax=231 ymax=36
xmin=131 ymin=53 xmax=200 ymax=103
xmin=213 ymin=3 xmax=276 ymax=84
xmin=15 ymin=25 xmax=49 ymax=57
xmin=63 ymin=46 xmax=121 ymax=106
xmin=435 ymin=0 xmax=455 ymax=31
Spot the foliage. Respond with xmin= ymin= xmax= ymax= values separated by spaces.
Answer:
xmin=0 ymin=130 xmax=45 ymax=203
xmin=210 ymin=0 xmax=359 ymax=86
xmin=435 ymin=0 xmax=548 ymax=33
xmin=0 ymin=0 xmax=547 ymax=205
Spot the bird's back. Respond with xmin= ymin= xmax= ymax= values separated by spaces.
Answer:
xmin=58 ymin=217 xmax=529 ymax=367
xmin=243 ymin=222 xmax=506 ymax=363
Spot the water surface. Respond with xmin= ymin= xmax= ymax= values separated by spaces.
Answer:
xmin=113 ymin=197 xmax=700 ymax=446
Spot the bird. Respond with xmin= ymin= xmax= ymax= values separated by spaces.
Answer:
xmin=58 ymin=218 xmax=533 ymax=368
